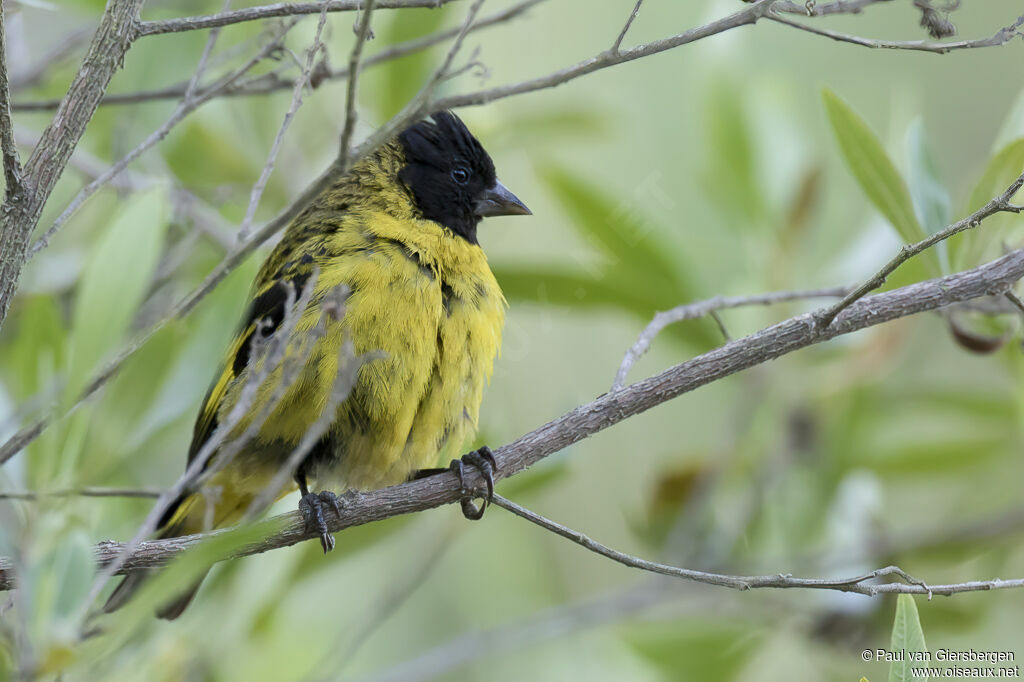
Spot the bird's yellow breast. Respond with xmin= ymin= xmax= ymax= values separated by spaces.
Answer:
xmin=228 ymin=208 xmax=505 ymax=493
xmin=327 ymin=213 xmax=506 ymax=489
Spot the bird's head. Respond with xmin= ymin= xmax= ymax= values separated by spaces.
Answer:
xmin=398 ymin=111 xmax=530 ymax=244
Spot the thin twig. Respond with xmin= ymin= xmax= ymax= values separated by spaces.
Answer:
xmin=0 ymin=488 xmax=161 ymax=501
xmin=772 ymin=0 xmax=893 ymax=15
xmin=613 ymin=287 xmax=849 ymax=390
xmin=135 ymin=0 xmax=458 ymax=37
xmin=1004 ymin=290 xmax=1024 ymax=318
xmin=27 ymin=19 xmax=300 ymax=258
xmin=0 ymin=0 xmax=145 ymax=330
xmin=435 ymin=0 xmax=780 ymax=111
xmin=767 ymin=9 xmax=1024 ymax=53
xmin=816 ymin=171 xmax=1024 ymax=327
xmin=0 ymin=0 xmax=1010 ymax=466
xmin=489 ymin=495 xmax=959 ymax=598
xmin=2 ymin=249 xmax=1023 ymax=592
xmin=239 ymin=7 xmax=330 ymax=241
xmin=184 ymin=0 xmax=232 ymax=101
xmin=11 ymin=0 xmax=548 ymax=112
xmin=0 ymin=3 xmax=21 ymax=197
xmin=81 ymin=274 xmax=319 ymax=613
xmin=337 ymin=0 xmax=377 ymax=172
xmin=612 ymin=0 xmax=644 ymax=54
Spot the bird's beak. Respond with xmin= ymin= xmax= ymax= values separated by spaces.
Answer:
xmin=474 ymin=179 xmax=531 ymax=218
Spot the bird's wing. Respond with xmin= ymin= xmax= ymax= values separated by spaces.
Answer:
xmin=187 ymin=267 xmax=313 ymax=464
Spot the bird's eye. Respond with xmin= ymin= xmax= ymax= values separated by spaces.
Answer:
xmin=451 ymin=166 xmax=471 ymax=185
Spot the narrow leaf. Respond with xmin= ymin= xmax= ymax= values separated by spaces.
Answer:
xmin=822 ymin=90 xmax=938 ymax=275
xmin=67 ymin=187 xmax=170 ymax=398
xmin=889 ymin=594 xmax=929 ymax=682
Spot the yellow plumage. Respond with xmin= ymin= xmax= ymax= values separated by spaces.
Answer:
xmin=107 ymin=112 xmax=529 ymax=618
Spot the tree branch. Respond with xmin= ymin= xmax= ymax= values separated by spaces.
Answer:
xmin=238 ymin=9 xmax=330 ymax=241
xmin=488 ymin=494 xmax=1004 ymax=598
xmin=28 ymin=18 xmax=299 ymax=258
xmin=0 ymin=4 xmax=22 ymax=198
xmin=134 ymin=0 xmax=457 ymax=38
xmin=2 ymin=249 xmax=1022 ymax=592
xmin=0 ymin=0 xmax=144 ymax=331
xmin=767 ymin=8 xmax=1024 ymax=53
xmin=336 ymin=0 xmax=378 ymax=169
xmin=11 ymin=0 xmax=547 ymax=112
xmin=612 ymin=286 xmax=850 ymax=390
xmin=817 ymin=170 xmax=1024 ymax=327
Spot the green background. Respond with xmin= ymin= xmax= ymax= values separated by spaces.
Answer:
xmin=1 ymin=1 xmax=1024 ymax=679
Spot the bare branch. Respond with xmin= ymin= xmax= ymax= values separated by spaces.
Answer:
xmin=0 ymin=0 xmax=1016 ymax=467
xmin=435 ymin=0 xmax=780 ymax=111
xmin=239 ymin=8 xmax=330 ymax=240
xmin=0 ymin=0 xmax=145 ymax=330
xmin=488 ymin=494 xmax=995 ymax=597
xmin=134 ymin=0 xmax=457 ymax=38
xmin=2 ymin=249 xmax=1023 ymax=592
xmin=613 ymin=286 xmax=849 ymax=391
xmin=0 ymin=488 xmax=160 ymax=501
xmin=0 ymin=4 xmax=22 ymax=198
xmin=28 ymin=19 xmax=299 ymax=258
xmin=83 ymin=273 xmax=321 ymax=612
xmin=611 ymin=0 xmax=644 ymax=54
xmin=337 ymin=0 xmax=378 ymax=171
xmin=772 ymin=0 xmax=894 ymax=15
xmin=767 ymin=9 xmax=1024 ymax=53
xmin=817 ymin=170 xmax=1024 ymax=327
xmin=11 ymin=0 xmax=547 ymax=112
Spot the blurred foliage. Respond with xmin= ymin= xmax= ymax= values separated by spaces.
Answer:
xmin=1 ymin=2 xmax=1024 ymax=681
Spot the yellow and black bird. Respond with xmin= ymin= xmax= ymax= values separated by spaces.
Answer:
xmin=106 ymin=111 xmax=530 ymax=619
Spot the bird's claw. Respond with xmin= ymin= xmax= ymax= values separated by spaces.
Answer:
xmin=299 ymin=490 xmax=344 ymax=553
xmin=450 ymin=446 xmax=496 ymax=521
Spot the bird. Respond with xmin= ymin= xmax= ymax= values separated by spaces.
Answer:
xmin=104 ymin=111 xmax=530 ymax=619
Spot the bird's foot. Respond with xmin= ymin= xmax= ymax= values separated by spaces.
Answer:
xmin=449 ymin=446 xmax=496 ymax=521
xmin=299 ymin=490 xmax=344 ymax=553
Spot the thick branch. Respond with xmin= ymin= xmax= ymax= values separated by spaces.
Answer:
xmin=2 ymin=250 xmax=1022 ymax=591
xmin=134 ymin=0 xmax=456 ymax=37
xmin=0 ymin=0 xmax=144 ymax=330
xmin=0 ymin=4 xmax=21 ymax=197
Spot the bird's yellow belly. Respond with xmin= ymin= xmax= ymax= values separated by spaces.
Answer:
xmin=312 ymin=243 xmax=505 ymax=492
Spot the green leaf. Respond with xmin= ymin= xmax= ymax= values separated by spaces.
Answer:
xmin=624 ymin=619 xmax=762 ymax=681
xmin=493 ymin=266 xmax=719 ymax=348
xmin=822 ymin=90 xmax=938 ymax=274
xmin=905 ymin=119 xmax=951 ymax=239
xmin=889 ymin=594 xmax=928 ymax=682
xmin=701 ymin=81 xmax=765 ymax=222
xmin=541 ymin=166 xmax=681 ymax=289
xmin=949 ymin=138 xmax=1024 ymax=270
xmin=66 ymin=187 xmax=169 ymax=399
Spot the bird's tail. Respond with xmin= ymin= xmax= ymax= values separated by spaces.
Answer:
xmin=102 ymin=492 xmax=211 ymax=620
